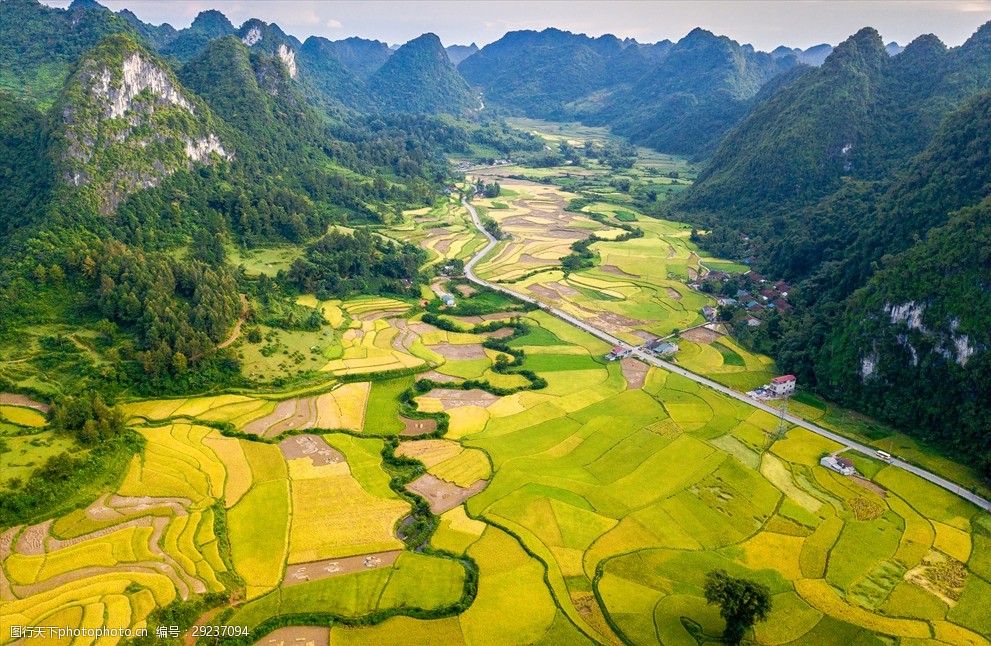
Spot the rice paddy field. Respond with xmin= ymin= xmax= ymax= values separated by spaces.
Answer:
xmin=3 ymin=142 xmax=990 ymax=646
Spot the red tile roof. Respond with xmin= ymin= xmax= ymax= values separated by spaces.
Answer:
xmin=771 ymin=375 xmax=796 ymax=383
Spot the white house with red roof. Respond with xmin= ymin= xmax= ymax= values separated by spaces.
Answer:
xmin=769 ymin=375 xmax=796 ymax=397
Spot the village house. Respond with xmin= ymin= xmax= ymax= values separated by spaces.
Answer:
xmin=702 ymin=305 xmax=717 ymax=321
xmin=745 ymin=316 xmax=761 ymax=327
xmin=717 ymin=297 xmax=738 ymax=307
xmin=768 ymin=374 xmax=796 ymax=397
xmin=441 ymin=294 xmax=456 ymax=307
xmin=820 ymin=456 xmax=856 ymax=476
xmin=645 ymin=338 xmax=679 ymax=356
xmin=605 ymin=345 xmax=632 ymax=361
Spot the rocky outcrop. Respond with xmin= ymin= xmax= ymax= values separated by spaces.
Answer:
xmin=278 ymin=43 xmax=298 ymax=78
xmin=54 ymin=35 xmax=229 ymax=214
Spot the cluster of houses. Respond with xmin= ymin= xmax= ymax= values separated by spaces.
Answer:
xmin=604 ymin=338 xmax=679 ymax=362
xmin=748 ymin=374 xmax=797 ymax=400
xmin=696 ymin=269 xmax=794 ymax=328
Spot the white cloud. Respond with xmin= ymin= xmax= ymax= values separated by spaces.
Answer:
xmin=326 ymin=19 xmax=343 ymax=29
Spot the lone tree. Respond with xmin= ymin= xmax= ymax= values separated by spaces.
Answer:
xmin=704 ymin=569 xmax=772 ymax=644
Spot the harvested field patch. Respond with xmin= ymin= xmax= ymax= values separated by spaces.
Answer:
xmin=481 ymin=327 xmax=515 ymax=339
xmin=620 ymin=357 xmax=647 ymax=390
xmin=283 ymin=550 xmax=402 ymax=586
xmin=417 ymin=369 xmax=458 ymax=382
xmin=547 ymin=281 xmax=580 ymax=296
xmin=529 ymin=284 xmax=563 ymax=300
xmin=400 ymin=417 xmax=438 ymax=436
xmin=681 ymin=326 xmax=723 ymax=343
xmin=427 ymin=343 xmax=488 ymax=360
xmin=256 ymin=626 xmax=330 ymax=646
xmin=406 ymin=474 xmax=487 ymax=514
xmin=422 ymin=388 xmax=499 ymax=410
xmin=279 ymin=434 xmax=346 ymax=466
xmin=0 ymin=393 xmax=50 ymax=412
xmin=665 ymin=287 xmax=682 ymax=301
xmin=455 ymin=284 xmax=477 ymax=297
xmin=599 ymin=265 xmax=638 ymax=278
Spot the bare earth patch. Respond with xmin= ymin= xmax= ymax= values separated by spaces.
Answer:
xmin=427 ymin=343 xmax=488 ymax=360
xmin=0 ymin=393 xmax=49 ymax=413
xmin=849 ymin=476 xmax=888 ymax=498
xmin=410 ymin=322 xmax=442 ymax=336
xmin=256 ymin=626 xmax=331 ymax=646
xmin=687 ymin=267 xmax=698 ymax=280
xmin=425 ymin=389 xmax=499 ymax=410
xmin=282 ymin=550 xmax=402 ymax=587
xmin=243 ymin=399 xmax=296 ymax=436
xmin=620 ymin=358 xmax=648 ymax=390
xmin=600 ymin=265 xmax=638 ymax=278
xmin=455 ymin=284 xmax=477 ymax=297
xmin=481 ymin=327 xmax=515 ymax=339
xmin=417 ymin=370 xmax=461 ymax=383
xmin=406 ymin=474 xmax=488 ymax=514
xmin=15 ymin=520 xmax=51 ymax=555
xmin=400 ymin=417 xmax=438 ymax=437
xmin=666 ymin=287 xmax=682 ymax=301
xmin=519 ymin=253 xmax=554 ymax=265
xmin=530 ymin=284 xmax=563 ymax=300
xmin=547 ymin=281 xmax=580 ymax=296
xmin=682 ymin=326 xmax=724 ymax=344
xmin=279 ymin=434 xmax=345 ymax=466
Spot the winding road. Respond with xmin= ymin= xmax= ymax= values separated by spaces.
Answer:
xmin=461 ymin=198 xmax=991 ymax=512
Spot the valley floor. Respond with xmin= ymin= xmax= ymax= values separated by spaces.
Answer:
xmin=2 ymin=147 xmax=990 ymax=646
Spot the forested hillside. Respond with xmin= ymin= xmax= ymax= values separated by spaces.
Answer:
xmin=678 ymin=24 xmax=991 ymax=474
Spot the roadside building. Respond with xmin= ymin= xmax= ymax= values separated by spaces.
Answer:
xmin=605 ymin=345 xmax=632 ymax=361
xmin=820 ymin=456 xmax=856 ymax=476
xmin=769 ymin=375 xmax=796 ymax=397
xmin=441 ymin=294 xmax=456 ymax=307
xmin=702 ymin=305 xmax=717 ymax=321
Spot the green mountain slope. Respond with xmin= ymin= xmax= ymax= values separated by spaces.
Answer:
xmin=368 ymin=33 xmax=475 ymax=114
xmin=297 ymin=36 xmax=370 ymax=110
xmin=0 ymin=0 xmax=136 ymax=106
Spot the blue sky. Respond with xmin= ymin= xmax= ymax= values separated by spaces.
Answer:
xmin=42 ymin=1 xmax=991 ymax=50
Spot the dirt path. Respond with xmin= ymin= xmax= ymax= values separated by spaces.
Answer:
xmin=217 ymin=294 xmax=249 ymax=350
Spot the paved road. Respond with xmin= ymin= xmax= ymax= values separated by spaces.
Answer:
xmin=461 ymin=199 xmax=991 ymax=512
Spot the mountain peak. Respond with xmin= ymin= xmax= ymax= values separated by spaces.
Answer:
xmin=190 ymin=9 xmax=234 ymax=37
xmin=368 ymin=32 xmax=475 ymax=114
xmin=69 ymin=0 xmax=106 ymax=12
xmin=962 ymin=19 xmax=991 ymax=48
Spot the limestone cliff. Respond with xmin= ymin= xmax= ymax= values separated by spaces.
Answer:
xmin=51 ymin=34 xmax=231 ymax=214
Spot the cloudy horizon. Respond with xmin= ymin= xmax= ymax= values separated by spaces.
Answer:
xmin=41 ymin=0 xmax=991 ymax=51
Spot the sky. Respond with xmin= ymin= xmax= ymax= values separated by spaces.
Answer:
xmin=41 ymin=0 xmax=991 ymax=50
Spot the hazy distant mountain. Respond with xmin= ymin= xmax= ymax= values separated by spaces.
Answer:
xmin=587 ymin=28 xmax=796 ymax=156
xmin=886 ymin=41 xmax=905 ymax=56
xmin=772 ymin=43 xmax=833 ymax=66
xmin=368 ymin=33 xmax=475 ymax=114
xmin=323 ymin=37 xmax=394 ymax=79
xmin=446 ymin=43 xmax=479 ymax=65
xmin=459 ymin=28 xmax=652 ymax=118
xmin=117 ymin=8 xmax=177 ymax=49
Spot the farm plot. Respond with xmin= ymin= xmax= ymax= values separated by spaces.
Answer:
xmin=0 ymin=421 xmax=269 ymax=634
xmin=319 ymin=313 xmax=426 ymax=376
xmin=287 ymin=433 xmax=408 ymax=564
